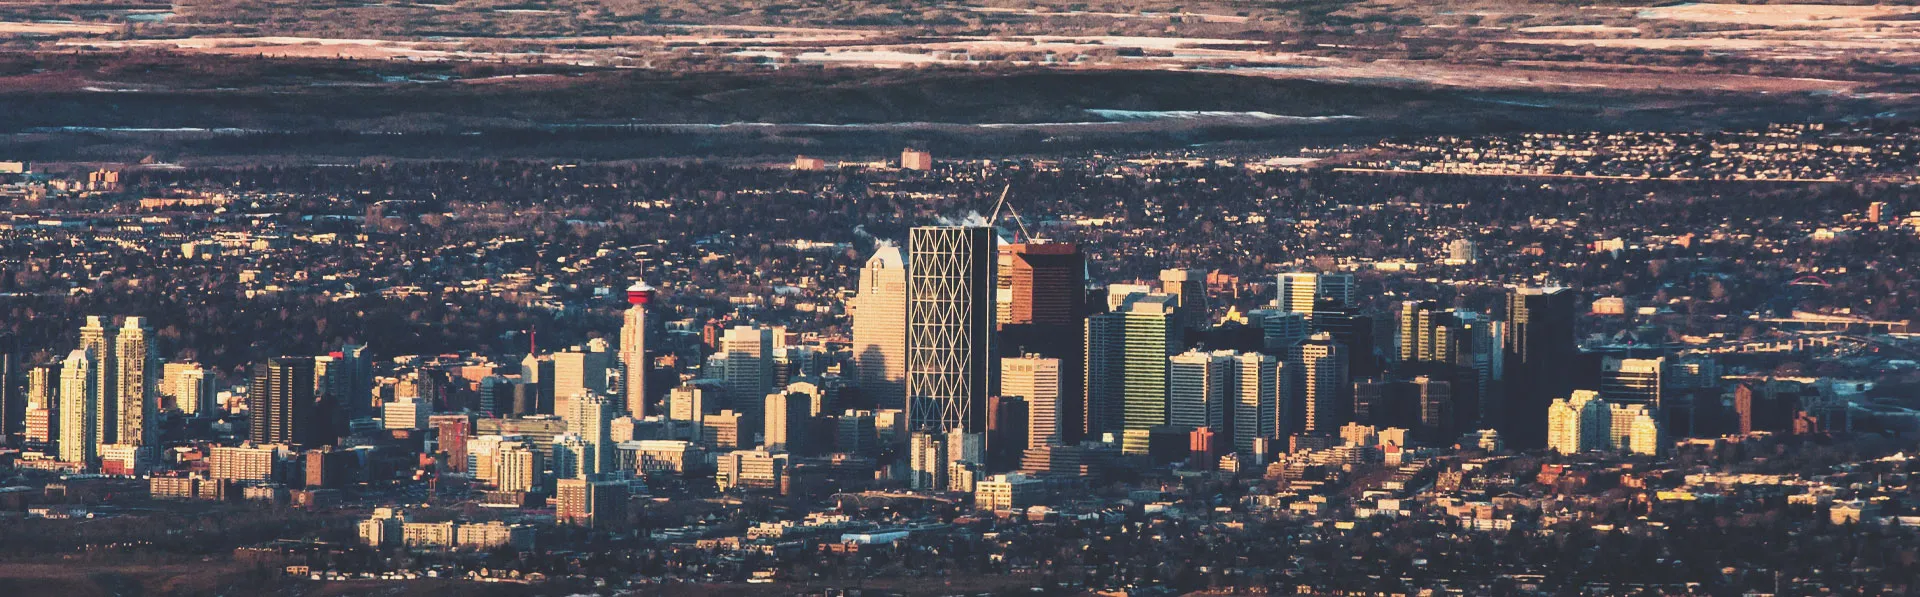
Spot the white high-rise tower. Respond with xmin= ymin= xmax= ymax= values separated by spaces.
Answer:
xmin=78 ymin=316 xmax=117 ymax=447
xmin=619 ymin=281 xmax=656 ymax=417
xmin=115 ymin=316 xmax=156 ymax=448
xmin=58 ymin=350 xmax=97 ymax=465
xmin=853 ymin=245 xmax=909 ymax=410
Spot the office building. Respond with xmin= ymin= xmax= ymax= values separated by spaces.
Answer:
xmin=1397 ymin=301 xmax=1456 ymax=364
xmin=996 ymin=242 xmax=1086 ymax=443
xmin=0 ymin=352 xmax=14 ymax=444
xmin=667 ymin=385 xmax=707 ymax=425
xmin=1412 ymin=375 xmax=1452 ymax=441
xmin=1160 ymin=268 xmax=1209 ymax=331
xmin=853 ymin=245 xmax=909 ymax=410
xmin=552 ymin=348 xmax=610 ymax=416
xmin=1229 ymin=351 xmax=1280 ymax=455
xmin=999 ymin=242 xmax=1085 ymax=326
xmin=429 ymin=413 xmax=473 ymax=473
xmin=337 ymin=344 xmax=372 ymax=422
xmin=313 ymin=354 xmax=351 ymax=437
xmin=1600 ymin=357 xmax=1664 ymax=407
xmin=1000 ymin=355 xmax=1062 ymax=448
xmin=905 ymin=225 xmax=996 ymax=434
xmin=251 ymin=357 xmax=320 ymax=447
xmin=1118 ymin=293 xmax=1180 ymax=454
xmin=985 ymin=395 xmax=1028 ymax=470
xmin=1083 ymin=310 xmax=1125 ymax=441
xmin=519 ymin=354 xmax=554 ymax=415
xmin=1501 ymin=287 xmax=1578 ymax=448
xmin=835 ymin=410 xmax=878 ymax=455
xmin=1278 ymin=273 xmax=1354 ymax=315
xmin=702 ymin=409 xmax=744 ymax=450
xmin=901 ymin=148 xmax=933 ymax=170
xmin=304 ymin=447 xmax=356 ymax=489
xmin=1258 ymin=310 xmax=1310 ymax=353
xmin=551 ymin=434 xmax=590 ymax=479
xmin=619 ymin=281 xmax=656 ymax=417
xmin=764 ymin=390 xmax=812 ymax=454
xmin=722 ymin=325 xmax=775 ymax=438
xmin=1168 ymin=349 xmax=1231 ymax=434
xmin=383 ymin=395 xmax=431 ymax=431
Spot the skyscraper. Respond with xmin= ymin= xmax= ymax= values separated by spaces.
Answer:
xmin=1412 ymin=375 xmax=1453 ymax=441
xmin=1168 ymin=349 xmax=1231 ymax=434
xmin=1278 ymin=273 xmax=1354 ymax=315
xmin=25 ymin=363 xmax=59 ymax=447
xmin=905 ymin=226 xmax=995 ymax=434
xmin=721 ymin=325 xmax=775 ymax=439
xmin=985 ymin=395 xmax=1029 ymax=470
xmin=563 ymin=391 xmax=615 ymax=477
xmin=1288 ymin=332 xmax=1348 ymax=434
xmin=339 ymin=344 xmax=374 ymax=422
xmin=764 ymin=390 xmax=812 ymax=454
xmin=552 ymin=348 xmax=610 ymax=416
xmin=999 ymin=243 xmax=1085 ymax=327
xmin=519 ymin=353 xmax=554 ymax=414
xmin=78 ymin=316 xmax=117 ymax=447
xmin=1159 ymin=268 xmax=1209 ymax=331
xmin=1119 ymin=293 xmax=1180 ymax=454
xmin=0 ymin=351 xmax=16 ymax=445
xmin=996 ymin=242 xmax=1086 ymax=442
xmin=1000 ymin=355 xmax=1062 ymax=448
xmin=1501 ymin=287 xmax=1577 ymax=448
xmin=250 ymin=356 xmax=318 ymax=447
xmin=58 ymin=350 xmax=96 ymax=464
xmin=852 ymin=245 xmax=909 ymax=410
xmin=1083 ymin=310 xmax=1125 ymax=441
xmin=1229 ymin=351 xmax=1280 ymax=454
xmin=1600 ymin=357 xmax=1664 ymax=407
xmin=1397 ymin=301 xmax=1453 ymax=364
xmin=619 ymin=281 xmax=656 ymax=417
xmin=114 ymin=317 xmax=156 ymax=448
xmin=313 ymin=354 xmax=351 ymax=437
xmin=1258 ymin=310 xmax=1310 ymax=353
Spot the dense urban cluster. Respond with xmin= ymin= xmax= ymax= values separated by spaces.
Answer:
xmin=0 ymin=138 xmax=1917 ymax=594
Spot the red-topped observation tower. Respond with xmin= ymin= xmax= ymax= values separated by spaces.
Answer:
xmin=626 ymin=281 xmax=657 ymax=305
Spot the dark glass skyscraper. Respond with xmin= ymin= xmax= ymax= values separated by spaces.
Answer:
xmin=1500 ymin=287 xmax=1577 ymax=448
xmin=250 ymin=356 xmax=321 ymax=446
